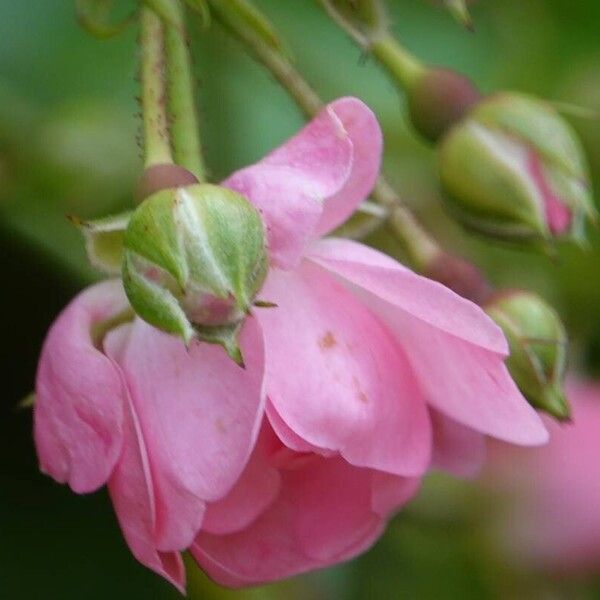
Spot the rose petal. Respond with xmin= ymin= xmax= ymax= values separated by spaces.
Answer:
xmin=108 ymin=316 xmax=266 ymax=551
xmin=315 ymin=97 xmax=382 ymax=236
xmin=308 ymin=237 xmax=507 ymax=352
xmin=430 ymin=409 xmax=487 ymax=477
xmin=308 ymin=238 xmax=548 ymax=445
xmin=223 ymin=98 xmax=381 ymax=269
xmin=201 ymin=428 xmax=281 ymax=536
xmin=192 ymin=456 xmax=413 ymax=587
xmin=256 ymin=262 xmax=432 ymax=477
xmin=106 ymin=329 xmax=185 ymax=592
xmin=34 ymin=280 xmax=127 ymax=494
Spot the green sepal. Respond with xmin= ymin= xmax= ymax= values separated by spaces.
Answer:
xmin=184 ymin=184 xmax=268 ymax=311
xmin=439 ymin=122 xmax=549 ymax=240
xmin=194 ymin=321 xmax=245 ymax=366
xmin=75 ymin=0 xmax=135 ymax=39
xmin=124 ymin=190 xmax=188 ymax=288
xmin=122 ymin=252 xmax=194 ymax=344
xmin=17 ymin=392 xmax=36 ymax=410
xmin=443 ymin=0 xmax=473 ymax=31
xmin=70 ymin=211 xmax=132 ymax=274
xmin=486 ymin=290 xmax=570 ymax=421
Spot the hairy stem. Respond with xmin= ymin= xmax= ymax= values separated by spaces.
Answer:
xmin=140 ymin=7 xmax=173 ymax=167
xmin=162 ymin=0 xmax=207 ymax=181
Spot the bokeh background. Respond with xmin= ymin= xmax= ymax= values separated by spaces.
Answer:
xmin=1 ymin=0 xmax=600 ymax=598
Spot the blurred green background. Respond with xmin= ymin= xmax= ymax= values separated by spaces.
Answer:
xmin=1 ymin=1 xmax=599 ymax=598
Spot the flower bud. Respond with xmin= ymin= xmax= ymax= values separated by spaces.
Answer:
xmin=407 ymin=68 xmax=481 ymax=142
xmin=122 ymin=183 xmax=268 ymax=363
xmin=439 ymin=92 xmax=596 ymax=245
xmin=484 ymin=290 xmax=570 ymax=420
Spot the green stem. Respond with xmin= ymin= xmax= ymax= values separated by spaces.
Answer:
xmin=140 ymin=8 xmax=173 ymax=167
xmin=162 ymin=0 xmax=206 ymax=181
xmin=369 ymin=34 xmax=425 ymax=92
xmin=209 ymin=0 xmax=443 ymax=271
xmin=373 ymin=179 xmax=440 ymax=270
xmin=209 ymin=0 xmax=324 ymax=119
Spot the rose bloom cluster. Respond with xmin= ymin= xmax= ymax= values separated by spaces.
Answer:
xmin=34 ymin=98 xmax=547 ymax=592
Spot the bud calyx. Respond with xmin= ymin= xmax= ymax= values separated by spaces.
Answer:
xmin=122 ymin=183 xmax=268 ymax=362
xmin=485 ymin=290 xmax=570 ymax=420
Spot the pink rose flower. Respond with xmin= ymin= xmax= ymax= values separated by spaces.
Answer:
xmin=486 ymin=378 xmax=600 ymax=573
xmin=34 ymin=97 xmax=547 ymax=591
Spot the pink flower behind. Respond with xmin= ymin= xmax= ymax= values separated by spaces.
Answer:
xmin=486 ymin=379 xmax=600 ymax=573
xmin=34 ymin=97 xmax=547 ymax=591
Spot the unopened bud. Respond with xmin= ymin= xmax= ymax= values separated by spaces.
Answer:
xmin=407 ymin=67 xmax=481 ymax=142
xmin=485 ymin=290 xmax=570 ymax=420
xmin=439 ymin=92 xmax=596 ymax=246
xmin=122 ymin=183 xmax=268 ymax=363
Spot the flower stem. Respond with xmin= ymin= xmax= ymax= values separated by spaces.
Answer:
xmin=162 ymin=0 xmax=207 ymax=181
xmin=372 ymin=178 xmax=439 ymax=271
xmin=208 ymin=0 xmax=324 ymax=119
xmin=140 ymin=7 xmax=173 ymax=167
xmin=209 ymin=0 xmax=444 ymax=268
xmin=369 ymin=34 xmax=425 ymax=92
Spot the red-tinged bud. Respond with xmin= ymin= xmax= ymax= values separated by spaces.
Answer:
xmin=439 ymin=92 xmax=596 ymax=246
xmin=407 ymin=67 xmax=481 ymax=142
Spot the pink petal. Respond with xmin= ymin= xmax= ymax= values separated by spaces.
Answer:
xmin=488 ymin=379 xmax=600 ymax=571
xmin=371 ymin=472 xmax=421 ymax=518
xmin=256 ymin=262 xmax=432 ymax=477
xmin=266 ymin=401 xmax=330 ymax=455
xmin=107 ymin=317 xmax=266 ymax=552
xmin=430 ymin=409 xmax=487 ymax=477
xmin=106 ymin=330 xmax=185 ymax=592
xmin=192 ymin=455 xmax=414 ymax=587
xmin=314 ymin=97 xmax=383 ymax=236
xmin=308 ymin=238 xmax=507 ymax=352
xmin=527 ymin=150 xmax=572 ymax=235
xmin=202 ymin=429 xmax=281 ymax=536
xmin=222 ymin=98 xmax=381 ymax=269
xmin=34 ymin=280 xmax=127 ymax=494
xmin=308 ymin=238 xmax=548 ymax=445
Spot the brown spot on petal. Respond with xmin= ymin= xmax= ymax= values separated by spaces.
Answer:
xmin=215 ymin=418 xmax=227 ymax=434
xmin=318 ymin=331 xmax=337 ymax=350
xmin=352 ymin=376 xmax=369 ymax=404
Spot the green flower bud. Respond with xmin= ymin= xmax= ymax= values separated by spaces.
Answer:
xmin=439 ymin=92 xmax=596 ymax=246
xmin=485 ymin=290 xmax=570 ymax=421
xmin=122 ymin=183 xmax=268 ymax=363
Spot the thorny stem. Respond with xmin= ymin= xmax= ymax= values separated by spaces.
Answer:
xmin=208 ymin=0 xmax=446 ymax=269
xmin=162 ymin=0 xmax=207 ymax=181
xmin=140 ymin=7 xmax=173 ymax=167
